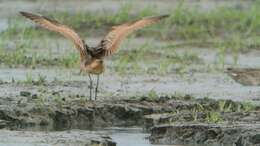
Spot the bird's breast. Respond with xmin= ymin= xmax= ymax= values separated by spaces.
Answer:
xmin=82 ymin=59 xmax=104 ymax=75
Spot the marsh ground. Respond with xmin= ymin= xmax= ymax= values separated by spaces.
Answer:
xmin=0 ymin=0 xmax=260 ymax=145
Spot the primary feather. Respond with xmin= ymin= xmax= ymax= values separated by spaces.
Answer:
xmin=20 ymin=11 xmax=89 ymax=61
xmin=99 ymin=14 xmax=169 ymax=56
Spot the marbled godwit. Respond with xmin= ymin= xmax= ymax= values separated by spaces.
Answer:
xmin=20 ymin=11 xmax=169 ymax=100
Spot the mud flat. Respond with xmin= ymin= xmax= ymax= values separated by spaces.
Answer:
xmin=0 ymin=94 xmax=260 ymax=145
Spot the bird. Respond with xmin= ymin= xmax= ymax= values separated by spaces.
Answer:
xmin=225 ymin=67 xmax=260 ymax=86
xmin=20 ymin=11 xmax=169 ymax=100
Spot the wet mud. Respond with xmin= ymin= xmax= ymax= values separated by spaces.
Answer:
xmin=0 ymin=130 xmax=116 ymax=146
xmin=149 ymin=123 xmax=260 ymax=146
xmin=0 ymin=95 xmax=260 ymax=145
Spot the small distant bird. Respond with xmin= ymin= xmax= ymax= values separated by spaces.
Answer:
xmin=225 ymin=67 xmax=260 ymax=86
xmin=20 ymin=11 xmax=169 ymax=100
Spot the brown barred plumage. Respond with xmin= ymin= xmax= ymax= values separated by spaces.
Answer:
xmin=20 ymin=11 xmax=169 ymax=100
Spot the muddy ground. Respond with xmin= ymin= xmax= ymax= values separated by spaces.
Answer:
xmin=1 ymin=94 xmax=260 ymax=145
xmin=0 ymin=130 xmax=116 ymax=146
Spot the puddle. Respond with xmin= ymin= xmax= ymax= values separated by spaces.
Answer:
xmin=103 ymin=128 xmax=173 ymax=146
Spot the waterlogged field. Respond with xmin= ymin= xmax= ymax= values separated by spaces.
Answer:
xmin=0 ymin=0 xmax=260 ymax=146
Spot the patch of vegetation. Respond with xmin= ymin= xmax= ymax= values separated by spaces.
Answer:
xmin=8 ymin=3 xmax=260 ymax=39
xmin=16 ymin=72 xmax=47 ymax=85
xmin=0 ymin=38 xmax=79 ymax=68
xmin=0 ymin=1 xmax=259 ymax=71
xmin=3 ymin=2 xmax=260 ymax=45
xmin=148 ymin=96 xmax=260 ymax=124
xmin=206 ymin=111 xmax=222 ymax=123
xmin=147 ymin=89 xmax=159 ymax=100
xmin=241 ymin=101 xmax=256 ymax=112
xmin=113 ymin=42 xmax=201 ymax=75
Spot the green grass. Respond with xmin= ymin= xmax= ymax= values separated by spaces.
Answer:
xmin=0 ymin=49 xmax=79 ymax=68
xmin=0 ymin=1 xmax=260 ymax=70
xmin=3 ymin=2 xmax=260 ymax=41
xmin=206 ymin=111 xmax=222 ymax=123
xmin=16 ymin=72 xmax=47 ymax=85
xmin=112 ymin=41 xmax=201 ymax=75
xmin=0 ymin=36 xmax=200 ymax=74
xmin=0 ymin=37 xmax=79 ymax=68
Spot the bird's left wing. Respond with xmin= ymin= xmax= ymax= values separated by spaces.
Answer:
xmin=97 ymin=14 xmax=169 ymax=57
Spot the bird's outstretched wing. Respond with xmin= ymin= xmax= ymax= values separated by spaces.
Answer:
xmin=98 ymin=14 xmax=169 ymax=57
xmin=20 ymin=11 xmax=89 ymax=61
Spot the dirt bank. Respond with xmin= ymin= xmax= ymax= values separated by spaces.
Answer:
xmin=149 ymin=123 xmax=260 ymax=146
xmin=0 ymin=95 xmax=173 ymax=129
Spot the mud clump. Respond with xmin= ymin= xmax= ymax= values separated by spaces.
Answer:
xmin=90 ymin=139 xmax=116 ymax=146
xmin=20 ymin=91 xmax=31 ymax=97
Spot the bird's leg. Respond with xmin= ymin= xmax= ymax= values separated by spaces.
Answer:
xmin=78 ymin=69 xmax=82 ymax=75
xmin=88 ymin=74 xmax=93 ymax=100
xmin=94 ymin=75 xmax=100 ymax=100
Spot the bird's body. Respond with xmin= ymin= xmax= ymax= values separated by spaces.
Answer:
xmin=226 ymin=68 xmax=260 ymax=86
xmin=20 ymin=11 xmax=169 ymax=100
xmin=81 ymin=59 xmax=104 ymax=75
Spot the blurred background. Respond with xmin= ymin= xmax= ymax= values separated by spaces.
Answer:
xmin=0 ymin=0 xmax=258 ymax=100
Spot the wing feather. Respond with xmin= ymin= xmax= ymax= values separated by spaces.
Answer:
xmin=20 ymin=11 xmax=88 ymax=60
xmin=99 ymin=14 xmax=169 ymax=56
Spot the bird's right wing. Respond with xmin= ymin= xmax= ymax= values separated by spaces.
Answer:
xmin=20 ymin=11 xmax=88 ymax=60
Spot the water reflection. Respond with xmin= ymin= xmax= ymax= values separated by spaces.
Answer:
xmin=102 ymin=127 xmax=179 ymax=146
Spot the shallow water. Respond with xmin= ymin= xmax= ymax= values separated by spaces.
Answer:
xmin=0 ymin=19 xmax=8 ymax=32
xmin=104 ymin=128 xmax=176 ymax=146
xmin=0 ymin=128 xmax=178 ymax=146
xmin=0 ymin=67 xmax=259 ymax=101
